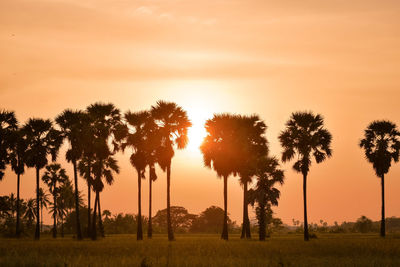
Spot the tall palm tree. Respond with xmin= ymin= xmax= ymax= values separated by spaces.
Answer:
xmin=9 ymin=128 xmax=27 ymax=238
xmin=0 ymin=110 xmax=18 ymax=180
xmin=42 ymin=163 xmax=68 ymax=238
xmin=86 ymin=103 xmax=122 ymax=240
xmin=23 ymin=118 xmax=63 ymax=240
xmin=359 ymin=120 xmax=400 ymax=237
xmin=122 ymin=110 xmax=151 ymax=241
xmin=151 ymin=101 xmax=191 ymax=241
xmin=248 ymin=157 xmax=284 ymax=241
xmin=56 ymin=110 xmax=89 ymax=240
xmin=236 ymin=115 xmax=269 ymax=239
xmin=38 ymin=188 xmax=50 ymax=233
xmin=278 ymin=112 xmax=332 ymax=241
xmin=201 ymin=114 xmax=240 ymax=240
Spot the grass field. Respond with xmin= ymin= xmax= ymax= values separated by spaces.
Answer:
xmin=1 ymin=234 xmax=400 ymax=266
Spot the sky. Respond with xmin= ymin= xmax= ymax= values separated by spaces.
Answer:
xmin=1 ymin=0 xmax=400 ymax=226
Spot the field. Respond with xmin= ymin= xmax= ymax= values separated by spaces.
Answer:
xmin=1 ymin=234 xmax=400 ymax=266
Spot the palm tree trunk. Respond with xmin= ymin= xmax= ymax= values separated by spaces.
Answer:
xmin=61 ymin=213 xmax=64 ymax=238
xmin=381 ymin=174 xmax=386 ymax=238
xmin=259 ymin=204 xmax=266 ymax=241
xmin=148 ymin=169 xmax=153 ymax=239
xmin=53 ymin=189 xmax=57 ymax=238
xmin=87 ymin=182 xmax=91 ymax=237
xmin=87 ymin=161 xmax=91 ymax=238
xmin=35 ymin=167 xmax=40 ymax=240
xmin=167 ymin=163 xmax=174 ymax=241
xmin=303 ymin=173 xmax=309 ymax=241
xmin=16 ymin=173 xmax=21 ymax=238
xmin=98 ymin=193 xmax=104 ymax=238
xmin=241 ymin=182 xmax=251 ymax=239
xmin=221 ymin=175 xmax=229 ymax=240
xmin=91 ymin=191 xmax=98 ymax=240
xmin=73 ymin=160 xmax=83 ymax=240
xmin=137 ymin=170 xmax=143 ymax=240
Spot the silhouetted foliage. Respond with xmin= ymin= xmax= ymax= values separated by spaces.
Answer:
xmin=151 ymin=101 xmax=191 ymax=241
xmin=360 ymin=120 xmax=400 ymax=237
xmin=190 ymin=206 xmax=236 ymax=234
xmin=279 ymin=112 xmax=332 ymax=241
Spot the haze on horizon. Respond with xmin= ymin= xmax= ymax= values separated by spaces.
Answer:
xmin=1 ymin=0 xmax=400 ymax=226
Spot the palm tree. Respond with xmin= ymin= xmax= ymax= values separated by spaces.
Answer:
xmin=24 ymin=198 xmax=36 ymax=230
xmin=359 ymin=120 xmax=400 ymax=237
xmin=151 ymin=101 xmax=191 ymax=241
xmin=38 ymin=188 xmax=50 ymax=233
xmin=201 ymin=114 xmax=241 ymax=240
xmin=248 ymin=157 xmax=284 ymax=241
xmin=236 ymin=115 xmax=269 ymax=239
xmin=0 ymin=110 xmax=18 ymax=180
xmin=9 ymin=128 xmax=27 ymax=238
xmin=91 ymin=156 xmax=119 ymax=239
xmin=86 ymin=103 xmax=122 ymax=240
xmin=57 ymin=179 xmax=77 ymax=237
xmin=278 ymin=112 xmax=332 ymax=241
xmin=122 ymin=110 xmax=150 ymax=241
xmin=23 ymin=118 xmax=63 ymax=240
xmin=56 ymin=110 xmax=89 ymax=240
xmin=42 ymin=163 xmax=68 ymax=238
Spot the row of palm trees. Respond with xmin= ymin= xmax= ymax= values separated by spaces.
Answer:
xmin=1 ymin=102 xmax=399 ymax=242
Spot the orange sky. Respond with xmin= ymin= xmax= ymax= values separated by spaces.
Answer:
xmin=1 ymin=0 xmax=400 ymax=226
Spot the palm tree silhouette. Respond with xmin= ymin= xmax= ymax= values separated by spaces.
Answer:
xmin=359 ymin=120 xmax=400 ymax=237
xmin=279 ymin=112 xmax=332 ymax=241
xmin=42 ymin=163 xmax=68 ymax=238
xmin=23 ymin=118 xmax=63 ymax=240
xmin=9 ymin=128 xmax=26 ymax=238
xmin=151 ymin=101 xmax=191 ymax=241
xmin=201 ymin=114 xmax=240 ymax=240
xmin=236 ymin=115 xmax=268 ymax=239
xmin=248 ymin=157 xmax=284 ymax=241
xmin=122 ymin=110 xmax=152 ymax=241
xmin=56 ymin=110 xmax=90 ymax=240
xmin=86 ymin=103 xmax=122 ymax=240
xmin=56 ymin=179 xmax=76 ymax=237
xmin=24 ymin=198 xmax=36 ymax=230
xmin=0 ymin=110 xmax=18 ymax=180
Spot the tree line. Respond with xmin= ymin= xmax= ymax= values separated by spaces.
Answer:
xmin=0 ymin=101 xmax=399 ymax=242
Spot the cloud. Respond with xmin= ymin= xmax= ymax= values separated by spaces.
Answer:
xmin=134 ymin=6 xmax=153 ymax=16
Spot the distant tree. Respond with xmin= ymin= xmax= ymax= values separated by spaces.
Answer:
xmin=248 ymin=157 xmax=284 ymax=241
xmin=37 ymin=188 xmax=50 ymax=233
xmin=190 ymin=206 xmax=235 ymax=234
xmin=279 ymin=112 xmax=332 ymax=241
xmin=42 ymin=163 xmax=68 ymax=238
xmin=102 ymin=210 xmax=111 ymax=221
xmin=151 ymin=101 xmax=191 ymax=241
xmin=360 ymin=120 xmax=400 ymax=237
xmin=23 ymin=118 xmax=63 ymax=240
xmin=354 ymin=216 xmax=373 ymax=233
xmin=24 ymin=198 xmax=36 ymax=230
xmin=153 ymin=206 xmax=196 ymax=233
xmin=201 ymin=114 xmax=240 ymax=240
xmin=57 ymin=179 xmax=82 ymax=237
xmin=0 ymin=110 xmax=18 ymax=180
xmin=78 ymin=156 xmax=95 ymax=237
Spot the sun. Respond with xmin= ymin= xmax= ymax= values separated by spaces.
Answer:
xmin=186 ymin=109 xmax=208 ymax=153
